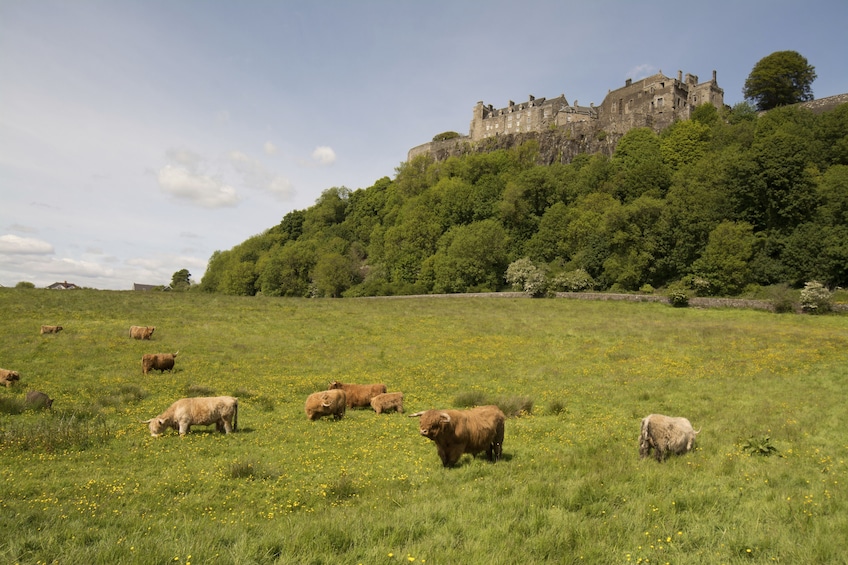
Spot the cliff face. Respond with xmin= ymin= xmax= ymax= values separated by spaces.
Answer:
xmin=408 ymin=129 xmax=622 ymax=165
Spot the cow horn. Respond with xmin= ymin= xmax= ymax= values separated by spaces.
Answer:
xmin=694 ymin=428 xmax=702 ymax=434
xmin=173 ymin=351 xmax=179 ymax=357
xmin=141 ymin=419 xmax=152 ymax=424
xmin=440 ymin=411 xmax=451 ymax=423
xmin=408 ymin=411 xmax=425 ymax=418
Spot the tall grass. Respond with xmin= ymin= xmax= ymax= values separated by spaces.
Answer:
xmin=1 ymin=288 xmax=847 ymax=563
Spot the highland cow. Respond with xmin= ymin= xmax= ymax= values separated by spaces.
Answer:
xmin=639 ymin=413 xmax=699 ymax=462
xmin=144 ymin=396 xmax=238 ymax=437
xmin=142 ymin=352 xmax=178 ymax=375
xmin=328 ymin=380 xmax=387 ymax=408
xmin=130 ymin=325 xmax=155 ymax=340
xmin=40 ymin=325 xmax=63 ymax=335
xmin=25 ymin=390 xmax=53 ymax=410
xmin=305 ymin=389 xmax=347 ymax=421
xmin=410 ymin=405 xmax=505 ymax=467
xmin=370 ymin=392 xmax=404 ymax=414
xmin=0 ymin=368 xmax=21 ymax=387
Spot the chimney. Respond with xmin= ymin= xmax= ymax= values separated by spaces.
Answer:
xmin=626 ymin=78 xmax=632 ymax=87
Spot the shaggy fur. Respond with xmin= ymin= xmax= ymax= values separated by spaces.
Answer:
xmin=639 ymin=414 xmax=699 ymax=462
xmin=305 ymin=389 xmax=347 ymax=420
xmin=0 ymin=368 xmax=21 ymax=387
xmin=370 ymin=392 xmax=404 ymax=414
xmin=410 ymin=405 xmax=505 ymax=467
xmin=328 ymin=380 xmax=387 ymax=408
xmin=26 ymin=390 xmax=53 ymax=410
xmin=130 ymin=325 xmax=155 ymax=340
xmin=40 ymin=325 xmax=63 ymax=335
xmin=142 ymin=352 xmax=178 ymax=375
xmin=145 ymin=396 xmax=238 ymax=437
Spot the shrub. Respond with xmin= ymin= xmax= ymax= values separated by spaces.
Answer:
xmin=768 ymin=284 xmax=796 ymax=313
xmin=547 ymin=399 xmax=567 ymax=415
xmin=186 ymin=384 xmax=216 ymax=397
xmin=667 ymin=284 xmax=689 ymax=307
xmin=504 ymin=258 xmax=547 ymax=297
xmin=453 ymin=390 xmax=488 ymax=408
xmin=551 ymin=269 xmax=595 ymax=293
xmin=432 ymin=131 xmax=461 ymax=142
xmin=639 ymin=284 xmax=655 ymax=294
xmin=799 ymin=281 xmax=833 ymax=314
xmin=494 ymin=395 xmax=534 ymax=417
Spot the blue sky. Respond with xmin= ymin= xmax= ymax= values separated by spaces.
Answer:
xmin=2 ymin=0 xmax=847 ymax=290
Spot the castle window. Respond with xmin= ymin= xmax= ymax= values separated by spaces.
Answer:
xmin=656 ymin=97 xmax=663 ymax=108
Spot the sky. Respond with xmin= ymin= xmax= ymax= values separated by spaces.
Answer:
xmin=2 ymin=0 xmax=847 ymax=290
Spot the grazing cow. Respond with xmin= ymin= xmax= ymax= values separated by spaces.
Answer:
xmin=26 ymin=390 xmax=53 ymax=410
xmin=639 ymin=414 xmax=699 ymax=462
xmin=144 ymin=396 xmax=238 ymax=437
xmin=1 ymin=368 xmax=21 ymax=387
xmin=305 ymin=389 xmax=347 ymax=421
xmin=142 ymin=352 xmax=178 ymax=375
xmin=410 ymin=405 xmax=505 ymax=467
xmin=328 ymin=380 xmax=387 ymax=408
xmin=40 ymin=325 xmax=63 ymax=335
xmin=130 ymin=325 xmax=155 ymax=340
xmin=370 ymin=392 xmax=404 ymax=414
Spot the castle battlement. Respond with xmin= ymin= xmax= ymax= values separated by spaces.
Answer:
xmin=409 ymin=68 xmax=725 ymax=162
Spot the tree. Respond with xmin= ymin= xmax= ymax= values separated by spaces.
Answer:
xmin=743 ymin=51 xmax=816 ymax=111
xmin=170 ymin=269 xmax=191 ymax=291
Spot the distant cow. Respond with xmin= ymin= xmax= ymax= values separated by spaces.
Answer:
xmin=328 ymin=380 xmax=387 ymax=408
xmin=26 ymin=390 xmax=53 ymax=410
xmin=371 ymin=392 xmax=404 ymax=414
xmin=144 ymin=396 xmax=238 ymax=437
xmin=410 ymin=405 xmax=505 ymax=467
xmin=0 ymin=368 xmax=21 ymax=387
xmin=305 ymin=389 xmax=347 ymax=421
xmin=639 ymin=414 xmax=700 ymax=462
xmin=40 ymin=325 xmax=63 ymax=335
xmin=130 ymin=326 xmax=155 ymax=340
xmin=142 ymin=352 xmax=178 ymax=374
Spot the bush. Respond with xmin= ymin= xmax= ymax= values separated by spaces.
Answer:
xmin=453 ymin=390 xmax=489 ymax=408
xmin=551 ymin=269 xmax=595 ymax=293
xmin=504 ymin=258 xmax=547 ymax=297
xmin=799 ymin=281 xmax=833 ymax=314
xmin=768 ymin=284 xmax=796 ymax=313
xmin=432 ymin=131 xmax=461 ymax=142
xmin=667 ymin=284 xmax=689 ymax=307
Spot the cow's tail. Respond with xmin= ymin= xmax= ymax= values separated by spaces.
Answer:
xmin=233 ymin=398 xmax=238 ymax=432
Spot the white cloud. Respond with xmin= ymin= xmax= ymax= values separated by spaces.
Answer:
xmin=228 ymin=150 xmax=294 ymax=200
xmin=0 ymin=234 xmax=54 ymax=255
xmin=157 ymin=165 xmax=241 ymax=208
xmin=626 ymin=64 xmax=658 ymax=80
xmin=311 ymin=145 xmax=336 ymax=166
xmin=263 ymin=141 xmax=277 ymax=155
xmin=165 ymin=148 xmax=204 ymax=173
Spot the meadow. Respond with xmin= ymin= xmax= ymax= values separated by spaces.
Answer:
xmin=1 ymin=288 xmax=847 ymax=564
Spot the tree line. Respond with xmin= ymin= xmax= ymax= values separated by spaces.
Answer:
xmin=199 ymin=99 xmax=847 ymax=298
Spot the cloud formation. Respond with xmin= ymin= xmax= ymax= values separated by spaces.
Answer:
xmin=157 ymin=164 xmax=241 ymax=208
xmin=228 ymin=150 xmax=293 ymax=200
xmin=311 ymin=146 xmax=336 ymax=165
xmin=0 ymin=234 xmax=54 ymax=255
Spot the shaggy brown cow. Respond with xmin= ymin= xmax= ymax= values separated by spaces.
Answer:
xmin=328 ymin=380 xmax=387 ymax=408
xmin=0 ymin=368 xmax=21 ymax=387
xmin=26 ymin=390 xmax=53 ymax=410
xmin=142 ymin=352 xmax=178 ymax=375
xmin=639 ymin=413 xmax=699 ymax=462
xmin=305 ymin=389 xmax=347 ymax=420
xmin=40 ymin=325 xmax=63 ymax=335
xmin=144 ymin=396 xmax=238 ymax=437
xmin=410 ymin=405 xmax=505 ymax=467
xmin=130 ymin=325 xmax=155 ymax=340
xmin=370 ymin=392 xmax=404 ymax=414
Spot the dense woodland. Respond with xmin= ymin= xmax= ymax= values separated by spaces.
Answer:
xmin=200 ymin=102 xmax=848 ymax=298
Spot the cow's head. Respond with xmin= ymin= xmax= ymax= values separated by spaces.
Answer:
xmin=410 ymin=410 xmax=450 ymax=440
xmin=143 ymin=418 xmax=168 ymax=437
xmin=328 ymin=381 xmax=342 ymax=390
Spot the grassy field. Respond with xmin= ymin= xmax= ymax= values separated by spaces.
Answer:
xmin=1 ymin=288 xmax=847 ymax=564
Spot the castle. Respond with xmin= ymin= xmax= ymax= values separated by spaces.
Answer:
xmin=408 ymin=69 xmax=725 ymax=162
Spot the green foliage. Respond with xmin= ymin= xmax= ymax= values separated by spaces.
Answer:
xmin=666 ymin=283 xmax=689 ymax=307
xmin=799 ymin=281 xmax=833 ymax=314
xmin=432 ymin=131 xmax=461 ymax=142
xmin=15 ymin=281 xmax=35 ymax=289
xmin=198 ymin=100 xmax=848 ymax=298
xmin=743 ymin=50 xmax=817 ymax=111
xmin=504 ymin=258 xmax=547 ymax=297
xmin=170 ymin=269 xmax=191 ymax=291
xmin=551 ymin=268 xmax=595 ymax=292
xmin=742 ymin=435 xmax=778 ymax=457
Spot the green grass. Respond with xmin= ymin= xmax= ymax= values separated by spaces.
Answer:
xmin=1 ymin=288 xmax=847 ymax=564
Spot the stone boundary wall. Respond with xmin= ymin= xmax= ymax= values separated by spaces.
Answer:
xmin=797 ymin=93 xmax=848 ymax=114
